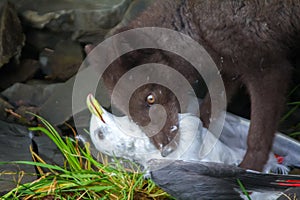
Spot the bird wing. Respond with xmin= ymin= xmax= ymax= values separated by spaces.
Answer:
xmin=148 ymin=159 xmax=300 ymax=200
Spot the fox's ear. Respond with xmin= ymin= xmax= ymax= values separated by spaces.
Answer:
xmin=84 ymin=44 xmax=95 ymax=55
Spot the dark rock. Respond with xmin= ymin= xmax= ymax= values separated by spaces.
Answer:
xmin=8 ymin=105 xmax=39 ymax=125
xmin=11 ymin=0 xmax=132 ymax=43
xmin=39 ymin=75 xmax=78 ymax=126
xmin=0 ymin=59 xmax=39 ymax=91
xmin=25 ymin=29 xmax=67 ymax=55
xmin=1 ymin=82 xmax=62 ymax=125
xmin=30 ymin=131 xmax=64 ymax=168
xmin=0 ymin=1 xmax=25 ymax=67
xmin=39 ymin=48 xmax=53 ymax=75
xmin=0 ymin=120 xmax=64 ymax=194
xmin=1 ymin=104 xmax=39 ymax=126
xmin=40 ymin=66 xmax=110 ymax=126
xmin=0 ymin=120 xmax=35 ymax=193
xmin=0 ymin=97 xmax=14 ymax=120
xmin=1 ymin=82 xmax=60 ymax=107
xmin=39 ymin=40 xmax=83 ymax=81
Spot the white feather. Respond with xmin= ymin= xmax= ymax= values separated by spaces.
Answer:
xmin=89 ymin=107 xmax=287 ymax=174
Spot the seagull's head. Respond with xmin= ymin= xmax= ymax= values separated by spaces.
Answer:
xmin=86 ymin=94 xmax=202 ymax=165
xmin=86 ymin=94 xmax=160 ymax=162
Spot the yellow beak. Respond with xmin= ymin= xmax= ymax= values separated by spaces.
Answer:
xmin=86 ymin=94 xmax=106 ymax=123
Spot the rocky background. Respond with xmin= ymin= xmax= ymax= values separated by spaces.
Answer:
xmin=0 ymin=0 xmax=156 ymax=193
xmin=0 ymin=0 xmax=299 ymax=195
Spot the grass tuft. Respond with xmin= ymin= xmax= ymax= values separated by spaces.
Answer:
xmin=280 ymin=84 xmax=300 ymax=138
xmin=0 ymin=114 xmax=172 ymax=200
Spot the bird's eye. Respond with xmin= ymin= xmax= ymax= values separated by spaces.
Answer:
xmin=146 ymin=94 xmax=155 ymax=105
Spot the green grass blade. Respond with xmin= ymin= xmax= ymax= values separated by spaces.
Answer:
xmin=0 ymin=161 xmax=68 ymax=174
xmin=280 ymin=104 xmax=300 ymax=123
xmin=237 ymin=179 xmax=251 ymax=200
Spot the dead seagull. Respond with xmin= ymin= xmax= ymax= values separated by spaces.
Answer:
xmin=87 ymin=94 xmax=287 ymax=173
xmin=148 ymin=159 xmax=300 ymax=200
xmin=86 ymin=94 xmax=300 ymax=199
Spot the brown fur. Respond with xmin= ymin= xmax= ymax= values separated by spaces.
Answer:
xmin=99 ymin=0 xmax=300 ymax=171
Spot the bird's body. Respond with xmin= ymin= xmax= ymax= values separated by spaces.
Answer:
xmin=88 ymin=94 xmax=287 ymax=173
xmin=87 ymin=94 xmax=300 ymax=199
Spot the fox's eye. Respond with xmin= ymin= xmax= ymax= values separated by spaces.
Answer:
xmin=146 ymin=94 xmax=155 ymax=105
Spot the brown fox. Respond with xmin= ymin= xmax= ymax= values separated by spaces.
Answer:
xmin=94 ymin=0 xmax=300 ymax=171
